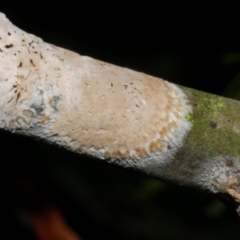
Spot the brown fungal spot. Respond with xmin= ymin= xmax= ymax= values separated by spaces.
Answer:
xmin=124 ymin=85 xmax=128 ymax=89
xmin=5 ymin=44 xmax=13 ymax=48
xmin=16 ymin=92 xmax=20 ymax=102
xmin=135 ymin=147 xmax=147 ymax=157
xmin=209 ymin=121 xmax=217 ymax=129
xmin=111 ymin=83 xmax=113 ymax=87
xmin=18 ymin=62 xmax=22 ymax=67
xmin=8 ymin=32 xmax=11 ymax=36
xmin=149 ymin=140 xmax=164 ymax=152
xmin=40 ymin=114 xmax=50 ymax=124
xmin=30 ymin=59 xmax=35 ymax=67
xmin=15 ymin=75 xmax=25 ymax=81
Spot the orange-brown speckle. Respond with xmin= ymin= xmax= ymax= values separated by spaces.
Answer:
xmin=41 ymin=114 xmax=51 ymax=124
xmin=135 ymin=147 xmax=147 ymax=157
xmin=15 ymin=74 xmax=25 ymax=81
xmin=30 ymin=59 xmax=35 ymax=67
xmin=5 ymin=43 xmax=13 ymax=48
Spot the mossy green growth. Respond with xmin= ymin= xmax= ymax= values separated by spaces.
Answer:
xmin=185 ymin=113 xmax=193 ymax=122
xmin=180 ymin=86 xmax=240 ymax=160
xmin=199 ymin=96 xmax=225 ymax=117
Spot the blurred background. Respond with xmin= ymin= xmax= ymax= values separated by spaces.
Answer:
xmin=0 ymin=3 xmax=240 ymax=239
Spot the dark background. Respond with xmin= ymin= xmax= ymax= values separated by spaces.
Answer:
xmin=0 ymin=3 xmax=240 ymax=239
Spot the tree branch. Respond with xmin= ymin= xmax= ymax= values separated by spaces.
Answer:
xmin=1 ymin=13 xmax=240 ymax=213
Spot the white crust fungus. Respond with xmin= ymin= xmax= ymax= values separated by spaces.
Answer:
xmin=0 ymin=13 xmax=192 ymax=168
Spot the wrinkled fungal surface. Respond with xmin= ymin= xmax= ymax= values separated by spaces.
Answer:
xmin=0 ymin=13 xmax=192 ymax=169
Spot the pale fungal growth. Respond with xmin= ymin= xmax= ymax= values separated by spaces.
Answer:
xmin=196 ymin=156 xmax=240 ymax=211
xmin=0 ymin=12 xmax=192 ymax=171
xmin=197 ymin=156 xmax=240 ymax=193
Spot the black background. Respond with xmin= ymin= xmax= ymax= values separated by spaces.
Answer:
xmin=0 ymin=3 xmax=240 ymax=240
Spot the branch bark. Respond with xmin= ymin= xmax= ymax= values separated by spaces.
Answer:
xmin=1 ymin=13 xmax=240 ymax=213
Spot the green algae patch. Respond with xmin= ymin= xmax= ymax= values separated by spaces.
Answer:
xmin=180 ymin=86 xmax=240 ymax=160
xmin=185 ymin=113 xmax=194 ymax=122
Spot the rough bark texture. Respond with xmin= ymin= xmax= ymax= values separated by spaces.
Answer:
xmin=1 ymin=13 xmax=240 ymax=212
